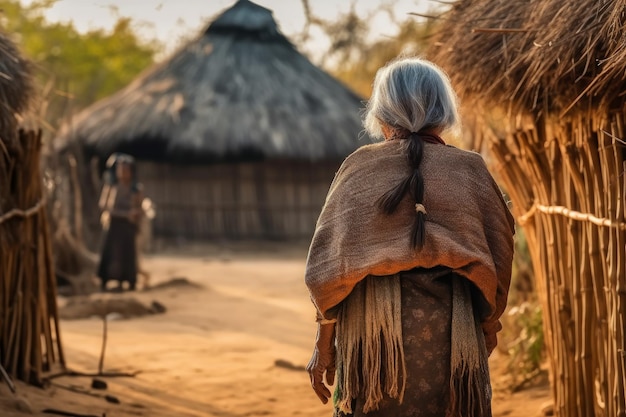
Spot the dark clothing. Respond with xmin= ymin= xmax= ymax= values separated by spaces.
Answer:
xmin=336 ymin=270 xmax=455 ymax=417
xmin=97 ymin=217 xmax=138 ymax=290
xmin=97 ymin=184 xmax=140 ymax=290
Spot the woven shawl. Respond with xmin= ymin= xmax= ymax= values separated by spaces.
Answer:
xmin=305 ymin=139 xmax=515 ymax=349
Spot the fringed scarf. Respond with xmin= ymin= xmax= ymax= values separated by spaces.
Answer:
xmin=448 ymin=276 xmax=491 ymax=417
xmin=334 ymin=274 xmax=491 ymax=416
xmin=335 ymin=275 xmax=406 ymax=414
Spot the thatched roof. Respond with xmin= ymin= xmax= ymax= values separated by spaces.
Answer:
xmin=56 ymin=0 xmax=367 ymax=163
xmin=428 ymin=0 xmax=626 ymax=115
xmin=0 ymin=30 xmax=32 ymax=139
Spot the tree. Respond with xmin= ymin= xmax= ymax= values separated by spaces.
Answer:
xmin=0 ymin=0 xmax=159 ymax=132
xmin=299 ymin=0 xmax=438 ymax=97
xmin=330 ymin=18 xmax=437 ymax=97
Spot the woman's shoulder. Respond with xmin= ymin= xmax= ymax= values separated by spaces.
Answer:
xmin=428 ymin=143 xmax=490 ymax=172
xmin=348 ymin=140 xmax=484 ymax=160
xmin=436 ymin=142 xmax=484 ymax=159
xmin=334 ymin=141 xmax=403 ymax=177
xmin=344 ymin=140 xmax=402 ymax=163
xmin=338 ymin=140 xmax=490 ymax=179
xmin=352 ymin=139 xmax=395 ymax=154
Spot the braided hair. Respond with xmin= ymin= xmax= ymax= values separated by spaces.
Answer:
xmin=378 ymin=133 xmax=427 ymax=247
xmin=364 ymin=58 xmax=459 ymax=249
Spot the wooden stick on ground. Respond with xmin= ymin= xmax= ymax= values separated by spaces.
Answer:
xmin=44 ymin=370 xmax=139 ymax=381
xmin=97 ymin=318 xmax=107 ymax=375
xmin=42 ymin=409 xmax=103 ymax=417
xmin=0 ymin=362 xmax=16 ymax=393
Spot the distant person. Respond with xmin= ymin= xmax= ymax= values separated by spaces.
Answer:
xmin=97 ymin=154 xmax=144 ymax=291
xmin=305 ymin=58 xmax=515 ymax=417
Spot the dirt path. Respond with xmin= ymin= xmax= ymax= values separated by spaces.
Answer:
xmin=1 ymin=246 xmax=550 ymax=416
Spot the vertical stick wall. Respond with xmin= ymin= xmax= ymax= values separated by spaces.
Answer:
xmin=483 ymin=112 xmax=625 ymax=417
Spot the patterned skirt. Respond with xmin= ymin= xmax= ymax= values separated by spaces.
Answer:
xmin=335 ymin=269 xmax=455 ymax=417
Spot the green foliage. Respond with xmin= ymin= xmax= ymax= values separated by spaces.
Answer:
xmin=299 ymin=1 xmax=439 ymax=98
xmin=506 ymin=301 xmax=545 ymax=388
xmin=503 ymin=228 xmax=546 ymax=390
xmin=0 ymin=0 xmax=159 ymax=129
xmin=330 ymin=18 xmax=438 ymax=98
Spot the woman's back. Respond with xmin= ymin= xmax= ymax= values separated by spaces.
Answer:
xmin=304 ymin=57 xmax=514 ymax=417
xmin=306 ymin=139 xmax=513 ymax=323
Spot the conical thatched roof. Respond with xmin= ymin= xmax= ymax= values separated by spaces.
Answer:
xmin=0 ymin=30 xmax=32 ymax=139
xmin=56 ymin=0 xmax=367 ymax=163
xmin=428 ymin=0 xmax=626 ymax=115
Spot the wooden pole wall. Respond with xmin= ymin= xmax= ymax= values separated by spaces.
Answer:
xmin=481 ymin=110 xmax=626 ymax=417
xmin=0 ymin=129 xmax=64 ymax=385
xmin=138 ymin=159 xmax=338 ymax=241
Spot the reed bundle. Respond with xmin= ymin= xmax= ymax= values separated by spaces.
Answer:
xmin=0 ymin=129 xmax=65 ymax=385
xmin=429 ymin=1 xmax=626 ymax=415
xmin=0 ymin=28 xmax=64 ymax=385
xmin=480 ymin=115 xmax=626 ymax=417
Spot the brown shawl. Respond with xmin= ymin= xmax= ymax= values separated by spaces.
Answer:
xmin=305 ymin=139 xmax=515 ymax=350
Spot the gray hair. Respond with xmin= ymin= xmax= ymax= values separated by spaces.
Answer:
xmin=364 ymin=58 xmax=459 ymax=139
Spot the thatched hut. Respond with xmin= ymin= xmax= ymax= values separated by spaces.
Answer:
xmin=0 ymin=31 xmax=64 ymax=384
xmin=56 ymin=0 xmax=366 ymax=242
xmin=429 ymin=1 xmax=626 ymax=416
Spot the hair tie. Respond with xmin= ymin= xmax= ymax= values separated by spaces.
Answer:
xmin=415 ymin=203 xmax=427 ymax=215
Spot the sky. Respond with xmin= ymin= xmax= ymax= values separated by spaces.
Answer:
xmin=23 ymin=0 xmax=435 ymax=59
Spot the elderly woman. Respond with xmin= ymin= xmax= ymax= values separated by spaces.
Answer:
xmin=305 ymin=58 xmax=515 ymax=417
xmin=97 ymin=154 xmax=144 ymax=291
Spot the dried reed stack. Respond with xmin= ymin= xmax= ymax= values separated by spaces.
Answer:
xmin=0 ymin=31 xmax=65 ymax=384
xmin=429 ymin=1 xmax=626 ymax=416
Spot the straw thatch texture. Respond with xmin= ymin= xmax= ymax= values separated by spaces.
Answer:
xmin=0 ymin=31 xmax=32 ymax=143
xmin=55 ymin=0 xmax=365 ymax=162
xmin=429 ymin=0 xmax=626 ymax=115
xmin=429 ymin=1 xmax=626 ymax=416
xmin=0 ymin=32 xmax=64 ymax=384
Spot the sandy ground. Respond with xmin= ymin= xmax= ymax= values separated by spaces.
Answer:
xmin=1 ymin=244 xmax=551 ymax=416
